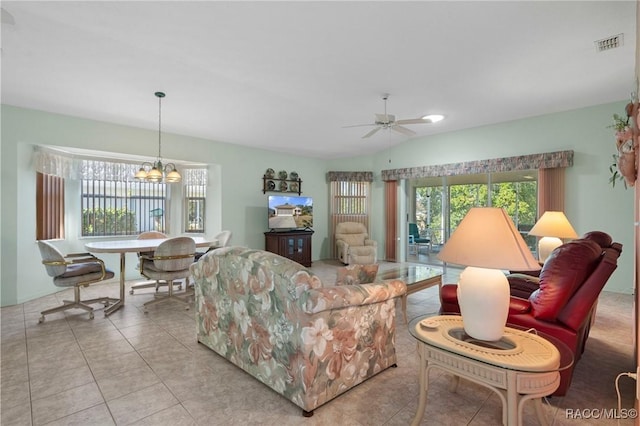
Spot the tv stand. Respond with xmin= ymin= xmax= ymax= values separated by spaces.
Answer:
xmin=264 ymin=230 xmax=313 ymax=267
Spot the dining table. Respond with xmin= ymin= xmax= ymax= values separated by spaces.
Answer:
xmin=85 ymin=236 xmax=216 ymax=316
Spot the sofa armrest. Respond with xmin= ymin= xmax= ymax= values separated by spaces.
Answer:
xmin=507 ymin=273 xmax=540 ymax=299
xmin=301 ymin=279 xmax=406 ymax=314
xmin=509 ymin=297 xmax=532 ymax=314
xmin=336 ymin=239 xmax=349 ymax=249
xmin=364 ymin=239 xmax=377 ymax=247
xmin=336 ymin=239 xmax=350 ymax=256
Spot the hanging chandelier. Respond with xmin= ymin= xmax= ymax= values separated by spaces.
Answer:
xmin=134 ymin=91 xmax=181 ymax=183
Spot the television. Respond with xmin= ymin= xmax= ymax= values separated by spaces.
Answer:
xmin=268 ymin=195 xmax=313 ymax=231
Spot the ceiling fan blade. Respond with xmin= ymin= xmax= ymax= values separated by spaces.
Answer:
xmin=391 ymin=125 xmax=416 ymax=137
xmin=362 ymin=127 xmax=381 ymax=138
xmin=342 ymin=123 xmax=376 ymax=128
xmin=396 ymin=118 xmax=426 ymax=125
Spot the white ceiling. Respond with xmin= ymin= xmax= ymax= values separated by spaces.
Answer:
xmin=1 ymin=1 xmax=636 ymax=160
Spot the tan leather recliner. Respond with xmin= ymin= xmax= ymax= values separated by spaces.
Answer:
xmin=335 ymin=222 xmax=377 ymax=265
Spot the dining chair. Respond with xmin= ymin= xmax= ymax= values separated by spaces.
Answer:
xmin=37 ymin=240 xmax=118 ymax=323
xmin=194 ymin=230 xmax=233 ymax=261
xmin=129 ymin=231 xmax=182 ymax=295
xmin=139 ymin=236 xmax=196 ymax=312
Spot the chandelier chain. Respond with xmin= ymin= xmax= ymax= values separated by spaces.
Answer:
xmin=155 ymin=91 xmax=165 ymax=161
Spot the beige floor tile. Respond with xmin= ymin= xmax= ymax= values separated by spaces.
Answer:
xmin=109 ymin=315 xmax=156 ymax=331
xmin=135 ymin=340 xmax=192 ymax=370
xmin=74 ymin=327 xmax=128 ymax=351
xmin=43 ymin=403 xmax=115 ymax=426
xmin=0 ymin=344 xmax=28 ymax=371
xmin=123 ymin=327 xmax=181 ymax=351
xmin=30 ymin=363 xmax=95 ymax=401
xmin=82 ymin=338 xmax=135 ymax=360
xmin=86 ymin=349 xmax=149 ymax=380
xmin=1 ymin=361 xmax=29 ymax=387
xmin=107 ymin=382 xmax=179 ymax=424
xmin=96 ymin=363 xmax=162 ymax=401
xmin=1 ymin=380 xmax=30 ymax=410
xmin=31 ymin=381 xmax=103 ymax=425
xmin=25 ymin=316 xmax=71 ymax=337
xmin=1 ymin=324 xmax=27 ymax=342
xmin=130 ymin=403 xmax=196 ymax=425
xmin=26 ymin=325 xmax=76 ymax=344
xmin=0 ymin=401 xmax=32 ymax=426
xmin=0 ymin=337 xmax=27 ymax=355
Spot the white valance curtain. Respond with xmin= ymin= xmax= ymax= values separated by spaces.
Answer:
xmin=32 ymin=146 xmax=208 ymax=184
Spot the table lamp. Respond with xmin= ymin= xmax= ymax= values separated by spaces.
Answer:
xmin=528 ymin=211 xmax=578 ymax=263
xmin=438 ymin=207 xmax=540 ymax=341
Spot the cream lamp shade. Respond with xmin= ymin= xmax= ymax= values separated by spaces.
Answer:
xmin=438 ymin=207 xmax=540 ymax=341
xmin=528 ymin=211 xmax=578 ymax=263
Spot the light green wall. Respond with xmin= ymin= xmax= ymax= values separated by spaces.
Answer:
xmin=1 ymin=105 xmax=330 ymax=305
xmin=330 ymin=101 xmax=635 ymax=295
xmin=1 ymin=100 xmax=635 ymax=306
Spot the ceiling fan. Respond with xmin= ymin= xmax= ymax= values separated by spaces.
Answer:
xmin=344 ymin=94 xmax=442 ymax=139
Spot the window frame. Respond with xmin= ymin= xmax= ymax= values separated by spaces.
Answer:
xmin=80 ymin=178 xmax=169 ymax=237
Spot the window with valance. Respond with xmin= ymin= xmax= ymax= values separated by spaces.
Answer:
xmin=33 ymin=146 xmax=208 ymax=238
xmin=327 ymin=171 xmax=373 ymax=258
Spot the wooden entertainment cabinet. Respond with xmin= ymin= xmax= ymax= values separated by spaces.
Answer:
xmin=264 ymin=230 xmax=313 ymax=267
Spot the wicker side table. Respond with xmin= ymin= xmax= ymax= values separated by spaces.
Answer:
xmin=409 ymin=315 xmax=573 ymax=426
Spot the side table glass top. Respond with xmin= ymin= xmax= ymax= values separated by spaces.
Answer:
xmin=409 ymin=314 xmax=574 ymax=373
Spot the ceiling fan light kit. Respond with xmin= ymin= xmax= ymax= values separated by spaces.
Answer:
xmin=345 ymin=94 xmax=444 ymax=139
xmin=422 ymin=114 xmax=444 ymax=123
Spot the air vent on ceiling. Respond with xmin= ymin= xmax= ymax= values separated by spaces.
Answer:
xmin=595 ymin=34 xmax=623 ymax=52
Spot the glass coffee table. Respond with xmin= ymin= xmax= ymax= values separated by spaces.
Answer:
xmin=377 ymin=265 xmax=443 ymax=323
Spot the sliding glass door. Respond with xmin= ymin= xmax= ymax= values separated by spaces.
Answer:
xmin=409 ymin=170 xmax=537 ymax=266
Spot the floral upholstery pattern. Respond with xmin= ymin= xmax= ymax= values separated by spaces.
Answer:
xmin=191 ymin=247 xmax=406 ymax=414
xmin=335 ymin=263 xmax=379 ymax=286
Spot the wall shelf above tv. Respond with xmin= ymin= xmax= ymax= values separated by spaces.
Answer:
xmin=262 ymin=176 xmax=303 ymax=194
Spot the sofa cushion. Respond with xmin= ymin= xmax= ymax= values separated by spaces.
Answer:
xmin=530 ymin=239 xmax=602 ymax=321
xmin=335 ymin=264 xmax=379 ymax=286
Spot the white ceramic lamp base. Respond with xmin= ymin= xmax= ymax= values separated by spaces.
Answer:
xmin=457 ymin=266 xmax=510 ymax=341
xmin=538 ymin=236 xmax=562 ymax=263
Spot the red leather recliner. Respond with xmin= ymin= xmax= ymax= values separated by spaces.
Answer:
xmin=439 ymin=231 xmax=622 ymax=396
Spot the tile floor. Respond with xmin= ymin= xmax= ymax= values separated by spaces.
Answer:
xmin=1 ymin=260 xmax=636 ymax=425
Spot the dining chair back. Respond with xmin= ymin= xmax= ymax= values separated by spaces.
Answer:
xmin=139 ymin=236 xmax=196 ymax=312
xmin=130 ymin=231 xmax=183 ymax=295
xmin=215 ymin=230 xmax=233 ymax=247
xmin=194 ymin=230 xmax=233 ymax=261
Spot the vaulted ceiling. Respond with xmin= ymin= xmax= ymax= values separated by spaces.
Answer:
xmin=1 ymin=1 xmax=635 ymax=159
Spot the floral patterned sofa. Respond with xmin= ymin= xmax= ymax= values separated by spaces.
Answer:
xmin=190 ymin=247 xmax=406 ymax=416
